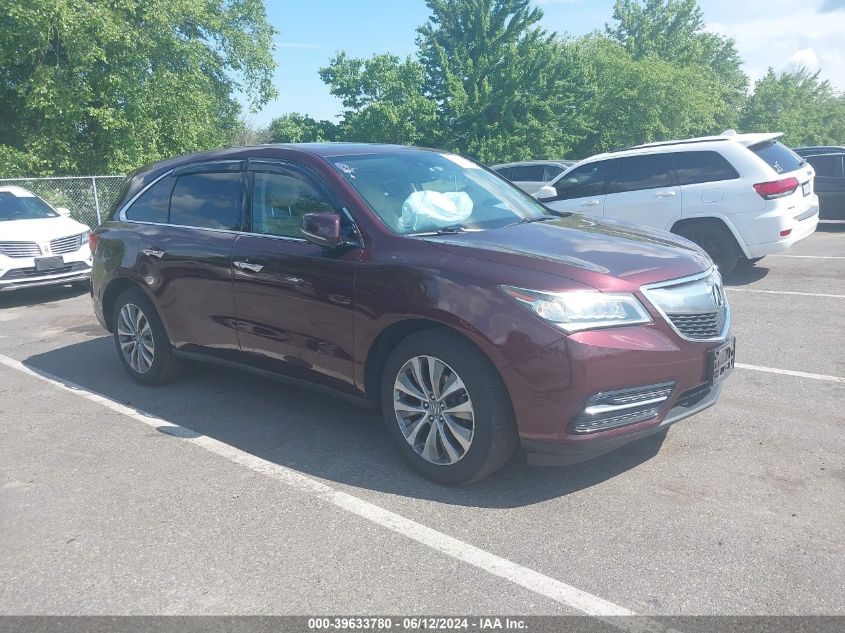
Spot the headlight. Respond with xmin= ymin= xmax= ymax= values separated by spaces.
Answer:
xmin=500 ymin=286 xmax=651 ymax=333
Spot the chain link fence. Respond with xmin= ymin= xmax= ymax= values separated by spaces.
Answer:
xmin=0 ymin=175 xmax=126 ymax=229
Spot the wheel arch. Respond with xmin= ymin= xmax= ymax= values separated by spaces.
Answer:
xmin=671 ymin=215 xmax=751 ymax=259
xmin=362 ymin=318 xmax=505 ymax=407
xmin=101 ymin=277 xmax=153 ymax=333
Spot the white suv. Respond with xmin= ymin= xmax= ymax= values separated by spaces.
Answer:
xmin=0 ymin=186 xmax=92 ymax=292
xmin=539 ymin=133 xmax=819 ymax=275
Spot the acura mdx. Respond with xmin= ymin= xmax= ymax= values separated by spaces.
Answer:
xmin=91 ymin=144 xmax=734 ymax=484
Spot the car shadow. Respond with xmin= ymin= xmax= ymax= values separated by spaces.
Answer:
xmin=0 ymin=284 xmax=89 ymax=309
xmin=21 ymin=336 xmax=668 ymax=509
xmin=724 ymin=264 xmax=769 ymax=287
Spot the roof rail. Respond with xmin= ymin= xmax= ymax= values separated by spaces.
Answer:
xmin=606 ymin=137 xmax=730 ymax=154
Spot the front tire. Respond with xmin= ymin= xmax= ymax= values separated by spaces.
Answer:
xmin=112 ymin=287 xmax=182 ymax=386
xmin=380 ymin=329 xmax=517 ymax=485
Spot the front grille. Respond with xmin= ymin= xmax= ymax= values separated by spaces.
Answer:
xmin=666 ymin=312 xmax=720 ymax=340
xmin=50 ymin=233 xmax=84 ymax=254
xmin=0 ymin=241 xmax=41 ymax=258
xmin=570 ymin=382 xmax=675 ymax=434
xmin=0 ymin=261 xmax=89 ymax=280
xmin=642 ymin=269 xmax=729 ymax=341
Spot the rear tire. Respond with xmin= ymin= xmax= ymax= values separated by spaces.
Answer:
xmin=380 ymin=329 xmax=517 ymax=485
xmin=112 ymin=287 xmax=182 ymax=386
xmin=739 ymin=256 xmax=765 ymax=267
xmin=674 ymin=222 xmax=740 ymax=277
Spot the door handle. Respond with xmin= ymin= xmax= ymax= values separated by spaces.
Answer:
xmin=142 ymin=249 xmax=166 ymax=259
xmin=655 ymin=191 xmax=677 ymax=198
xmin=233 ymin=260 xmax=264 ymax=273
xmin=581 ymin=200 xmax=600 ymax=207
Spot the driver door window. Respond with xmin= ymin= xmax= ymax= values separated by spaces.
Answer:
xmin=250 ymin=169 xmax=336 ymax=238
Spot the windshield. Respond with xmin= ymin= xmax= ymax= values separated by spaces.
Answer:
xmin=329 ymin=151 xmax=549 ymax=234
xmin=0 ymin=192 xmax=59 ymax=221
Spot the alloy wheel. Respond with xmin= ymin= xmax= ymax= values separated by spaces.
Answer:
xmin=393 ymin=355 xmax=475 ymax=465
xmin=117 ymin=303 xmax=155 ymax=374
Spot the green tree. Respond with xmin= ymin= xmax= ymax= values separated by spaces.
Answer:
xmin=572 ymin=35 xmax=726 ymax=155
xmin=740 ymin=68 xmax=845 ymax=146
xmin=266 ymin=113 xmax=338 ymax=143
xmin=606 ymin=0 xmax=747 ymax=127
xmin=415 ymin=0 xmax=584 ymax=162
xmin=0 ymin=0 xmax=276 ymax=176
xmin=319 ymin=52 xmax=437 ymax=145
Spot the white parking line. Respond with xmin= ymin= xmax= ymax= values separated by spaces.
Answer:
xmin=767 ymin=255 xmax=845 ymax=259
xmin=726 ymin=288 xmax=845 ymax=299
xmin=736 ymin=363 xmax=845 ymax=384
xmin=0 ymin=353 xmax=633 ymax=618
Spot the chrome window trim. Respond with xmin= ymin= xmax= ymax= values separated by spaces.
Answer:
xmin=640 ymin=267 xmax=731 ymax=343
xmin=117 ymin=169 xmax=175 ymax=221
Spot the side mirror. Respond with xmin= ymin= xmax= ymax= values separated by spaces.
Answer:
xmin=536 ymin=185 xmax=557 ymax=201
xmin=56 ymin=207 xmax=71 ymax=216
xmin=301 ymin=212 xmax=343 ymax=249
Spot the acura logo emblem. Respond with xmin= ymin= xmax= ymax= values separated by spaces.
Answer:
xmin=711 ymin=282 xmax=724 ymax=307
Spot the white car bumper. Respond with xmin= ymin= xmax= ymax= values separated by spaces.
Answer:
xmin=0 ymin=249 xmax=92 ymax=292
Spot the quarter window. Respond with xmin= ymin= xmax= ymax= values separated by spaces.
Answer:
xmin=672 ymin=151 xmax=740 ymax=185
xmin=250 ymin=169 xmax=335 ymax=238
xmin=124 ymin=176 xmax=175 ymax=223
xmin=616 ymin=154 xmax=677 ymax=193
xmin=553 ymin=160 xmax=617 ymax=200
xmin=169 ymin=172 xmax=243 ymax=230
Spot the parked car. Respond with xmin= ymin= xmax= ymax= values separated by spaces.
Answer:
xmin=792 ymin=147 xmax=845 ymax=221
xmin=91 ymin=144 xmax=734 ymax=484
xmin=0 ymin=186 xmax=92 ymax=292
xmin=491 ymin=160 xmax=575 ymax=195
xmin=538 ymin=133 xmax=819 ymax=275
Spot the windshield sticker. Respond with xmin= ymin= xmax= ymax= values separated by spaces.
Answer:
xmin=335 ymin=162 xmax=356 ymax=178
xmin=440 ymin=153 xmax=480 ymax=169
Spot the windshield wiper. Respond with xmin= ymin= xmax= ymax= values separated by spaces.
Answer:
xmin=516 ymin=215 xmax=560 ymax=224
xmin=433 ymin=224 xmax=466 ymax=234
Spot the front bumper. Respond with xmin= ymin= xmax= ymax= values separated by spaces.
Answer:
xmin=0 ymin=263 xmax=91 ymax=291
xmin=522 ymin=382 xmax=722 ymax=465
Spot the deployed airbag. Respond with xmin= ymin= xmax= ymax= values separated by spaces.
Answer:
xmin=399 ymin=190 xmax=473 ymax=231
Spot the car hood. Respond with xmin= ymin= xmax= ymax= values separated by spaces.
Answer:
xmin=424 ymin=214 xmax=712 ymax=291
xmin=0 ymin=216 xmax=89 ymax=243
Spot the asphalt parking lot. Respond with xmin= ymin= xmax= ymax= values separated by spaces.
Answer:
xmin=0 ymin=226 xmax=843 ymax=617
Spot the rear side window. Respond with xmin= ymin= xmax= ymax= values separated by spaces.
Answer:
xmin=749 ymin=140 xmax=804 ymax=175
xmin=169 ymin=172 xmax=243 ymax=230
xmin=124 ymin=176 xmax=175 ymax=223
xmin=554 ymin=160 xmax=617 ymax=200
xmin=494 ymin=166 xmax=513 ymax=179
xmin=510 ymin=165 xmax=545 ymax=181
xmin=616 ymin=154 xmax=677 ymax=193
xmin=806 ymin=154 xmax=844 ymax=178
xmin=672 ymin=151 xmax=739 ymax=185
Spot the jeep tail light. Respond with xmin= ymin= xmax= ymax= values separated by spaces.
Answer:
xmin=88 ymin=232 xmax=100 ymax=253
xmin=780 ymin=229 xmax=792 ymax=237
xmin=753 ymin=177 xmax=799 ymax=199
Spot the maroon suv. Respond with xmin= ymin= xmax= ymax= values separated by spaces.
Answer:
xmin=91 ymin=144 xmax=734 ymax=484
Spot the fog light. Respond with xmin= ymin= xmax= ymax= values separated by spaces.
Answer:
xmin=570 ymin=382 xmax=675 ymax=434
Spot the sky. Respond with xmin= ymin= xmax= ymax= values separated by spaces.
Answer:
xmin=245 ymin=0 xmax=845 ymax=125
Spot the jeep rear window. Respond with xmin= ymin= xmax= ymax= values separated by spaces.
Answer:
xmin=749 ymin=140 xmax=804 ymax=175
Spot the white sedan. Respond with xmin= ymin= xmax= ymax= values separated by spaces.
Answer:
xmin=0 ymin=186 xmax=92 ymax=292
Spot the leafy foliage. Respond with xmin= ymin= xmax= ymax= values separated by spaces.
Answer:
xmin=319 ymin=52 xmax=436 ymax=145
xmin=266 ymin=113 xmax=338 ymax=143
xmin=0 ymin=0 xmax=276 ymax=175
xmin=740 ymin=68 xmax=845 ymax=147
